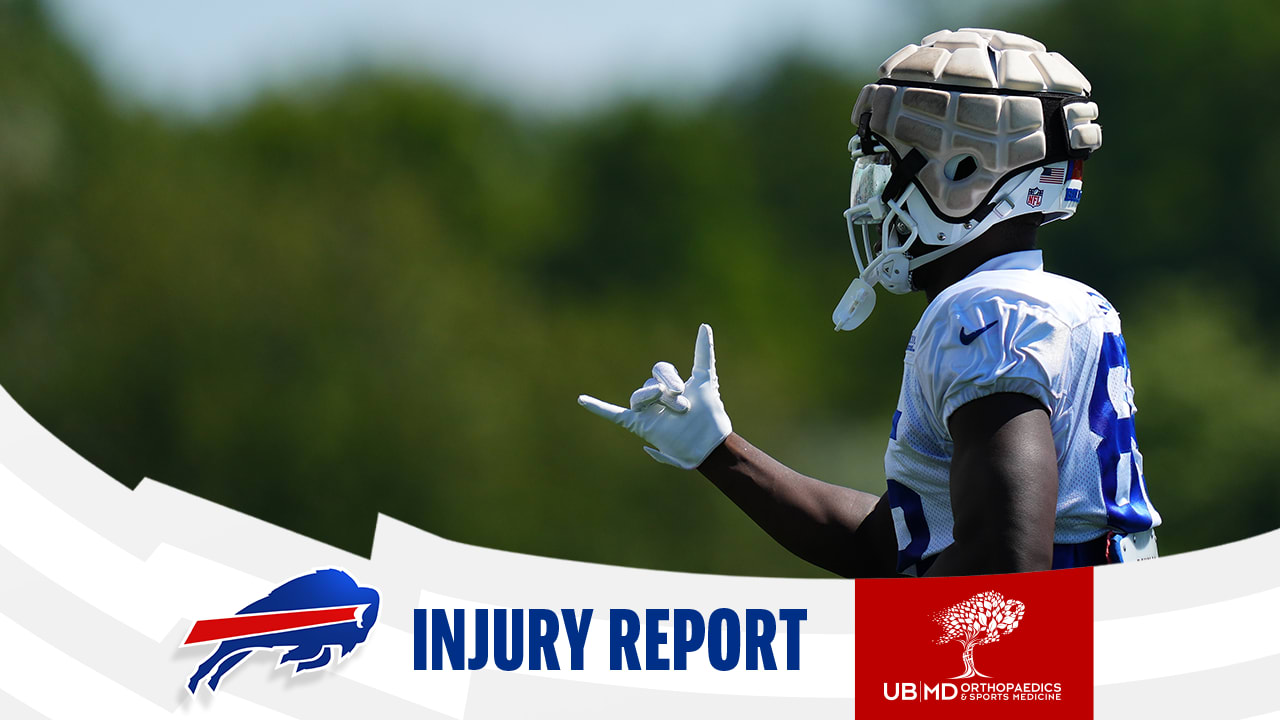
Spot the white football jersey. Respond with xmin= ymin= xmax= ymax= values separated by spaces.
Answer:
xmin=884 ymin=250 xmax=1161 ymax=575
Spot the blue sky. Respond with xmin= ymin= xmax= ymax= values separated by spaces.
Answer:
xmin=42 ymin=0 xmax=1019 ymax=114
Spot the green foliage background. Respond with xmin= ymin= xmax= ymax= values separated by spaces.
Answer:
xmin=2 ymin=0 xmax=1277 ymax=576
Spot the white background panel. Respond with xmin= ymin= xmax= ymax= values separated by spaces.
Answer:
xmin=2 ymin=382 xmax=1280 ymax=718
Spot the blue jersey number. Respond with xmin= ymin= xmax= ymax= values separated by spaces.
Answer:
xmin=1088 ymin=332 xmax=1155 ymax=533
xmin=885 ymin=478 xmax=931 ymax=575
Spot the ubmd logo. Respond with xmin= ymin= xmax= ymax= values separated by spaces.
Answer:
xmin=883 ymin=591 xmax=1063 ymax=703
xmin=933 ymin=590 xmax=1024 ymax=679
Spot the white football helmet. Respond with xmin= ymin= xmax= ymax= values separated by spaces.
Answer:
xmin=833 ymin=28 xmax=1103 ymax=331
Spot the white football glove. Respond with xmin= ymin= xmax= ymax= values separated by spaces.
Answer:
xmin=578 ymin=323 xmax=732 ymax=469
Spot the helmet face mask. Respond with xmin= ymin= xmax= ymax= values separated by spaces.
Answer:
xmin=832 ymin=28 xmax=1101 ymax=332
xmin=844 ymin=136 xmax=917 ymax=295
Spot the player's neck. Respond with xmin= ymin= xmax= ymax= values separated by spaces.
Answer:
xmin=915 ymin=221 xmax=1040 ymax=301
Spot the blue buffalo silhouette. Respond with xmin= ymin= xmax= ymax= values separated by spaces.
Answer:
xmin=187 ymin=568 xmax=380 ymax=693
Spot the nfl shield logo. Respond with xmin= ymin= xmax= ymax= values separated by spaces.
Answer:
xmin=1026 ymin=187 xmax=1044 ymax=208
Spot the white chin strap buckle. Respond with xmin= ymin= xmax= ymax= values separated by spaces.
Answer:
xmin=876 ymin=252 xmax=913 ymax=294
xmin=832 ymin=277 xmax=877 ymax=331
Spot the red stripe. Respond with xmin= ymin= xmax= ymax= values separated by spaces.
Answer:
xmin=183 ymin=606 xmax=361 ymax=645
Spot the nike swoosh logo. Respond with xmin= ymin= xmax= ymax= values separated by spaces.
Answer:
xmin=959 ymin=320 xmax=998 ymax=345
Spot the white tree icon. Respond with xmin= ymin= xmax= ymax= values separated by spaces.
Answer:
xmin=932 ymin=591 xmax=1025 ymax=679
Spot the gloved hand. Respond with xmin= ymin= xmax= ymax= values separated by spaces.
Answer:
xmin=578 ymin=324 xmax=732 ymax=469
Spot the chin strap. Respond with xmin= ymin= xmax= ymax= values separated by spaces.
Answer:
xmin=856 ymin=111 xmax=875 ymax=158
xmin=880 ymin=148 xmax=928 ymax=206
xmin=854 ymin=110 xmax=928 ymax=213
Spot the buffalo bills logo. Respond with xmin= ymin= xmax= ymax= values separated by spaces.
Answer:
xmin=1026 ymin=187 xmax=1044 ymax=208
xmin=185 ymin=568 xmax=379 ymax=693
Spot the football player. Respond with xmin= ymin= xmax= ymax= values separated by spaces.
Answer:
xmin=579 ymin=28 xmax=1160 ymax=577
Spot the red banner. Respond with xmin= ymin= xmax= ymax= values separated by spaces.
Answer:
xmin=855 ymin=568 xmax=1093 ymax=719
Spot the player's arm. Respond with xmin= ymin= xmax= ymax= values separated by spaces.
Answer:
xmin=697 ymin=433 xmax=899 ymax=578
xmin=922 ymin=392 xmax=1058 ymax=576
xmin=578 ymin=324 xmax=899 ymax=578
